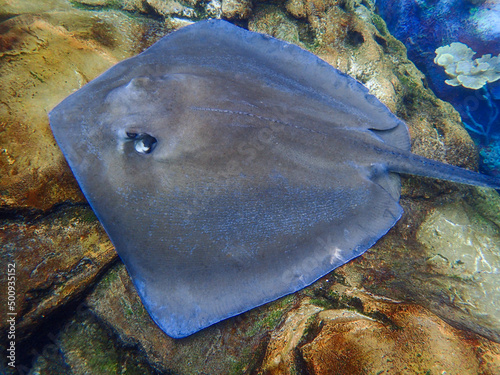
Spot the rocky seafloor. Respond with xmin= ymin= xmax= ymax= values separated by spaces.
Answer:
xmin=1 ymin=0 xmax=500 ymax=373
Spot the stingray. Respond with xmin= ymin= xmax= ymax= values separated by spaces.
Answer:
xmin=49 ymin=19 xmax=500 ymax=338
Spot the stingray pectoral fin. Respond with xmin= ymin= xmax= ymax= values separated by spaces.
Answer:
xmin=115 ymin=175 xmax=403 ymax=338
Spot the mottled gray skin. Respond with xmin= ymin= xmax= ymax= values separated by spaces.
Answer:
xmin=49 ymin=20 xmax=500 ymax=338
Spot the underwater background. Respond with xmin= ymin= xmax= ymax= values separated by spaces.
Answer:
xmin=0 ymin=0 xmax=499 ymax=374
xmin=378 ymin=0 xmax=500 ymax=174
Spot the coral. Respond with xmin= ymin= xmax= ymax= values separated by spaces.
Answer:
xmin=434 ymin=42 xmax=500 ymax=89
xmin=434 ymin=42 xmax=500 ymax=143
xmin=480 ymin=137 xmax=500 ymax=175
xmin=463 ymin=86 xmax=499 ymax=143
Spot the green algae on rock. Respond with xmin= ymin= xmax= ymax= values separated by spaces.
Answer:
xmin=26 ymin=303 xmax=159 ymax=375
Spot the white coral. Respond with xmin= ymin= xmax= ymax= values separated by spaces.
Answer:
xmin=434 ymin=42 xmax=500 ymax=90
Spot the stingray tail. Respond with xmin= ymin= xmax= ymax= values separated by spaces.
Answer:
xmin=387 ymin=151 xmax=500 ymax=190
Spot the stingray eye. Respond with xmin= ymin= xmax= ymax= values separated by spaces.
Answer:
xmin=126 ymin=132 xmax=138 ymax=139
xmin=134 ymin=134 xmax=157 ymax=154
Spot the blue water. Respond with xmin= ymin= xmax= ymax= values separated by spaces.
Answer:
xmin=377 ymin=0 xmax=500 ymax=175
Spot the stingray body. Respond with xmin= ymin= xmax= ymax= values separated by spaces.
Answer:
xmin=49 ymin=20 xmax=500 ymax=338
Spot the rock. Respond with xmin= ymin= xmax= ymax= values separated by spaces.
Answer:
xmin=0 ymin=0 xmax=73 ymax=17
xmin=344 ymin=186 xmax=500 ymax=343
xmin=285 ymin=0 xmax=307 ymax=19
xmin=0 ymin=205 xmax=116 ymax=341
xmin=0 ymin=10 xmax=167 ymax=211
xmin=0 ymin=14 xmax=98 ymax=210
xmin=248 ymin=5 xmax=302 ymax=45
xmin=262 ymin=295 xmax=500 ymax=374
xmin=22 ymin=304 xmax=159 ymax=375
xmin=73 ymin=0 xmax=114 ymax=6
xmin=206 ymin=0 xmax=223 ymax=18
xmin=221 ymin=0 xmax=252 ymax=20
xmin=416 ymin=198 xmax=500 ymax=342
xmin=466 ymin=186 xmax=500 ymax=225
xmin=261 ymin=302 xmax=324 ymax=372
xmin=145 ymin=0 xmax=197 ymax=18
xmin=164 ymin=16 xmax=194 ymax=30
xmin=72 ymin=0 xmax=149 ymax=12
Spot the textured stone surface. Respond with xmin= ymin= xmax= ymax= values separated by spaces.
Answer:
xmin=344 ymin=186 xmax=500 ymax=343
xmin=145 ymin=0 xmax=198 ymax=18
xmin=248 ymin=4 xmax=303 ymax=45
xmin=416 ymin=196 xmax=500 ymax=341
xmin=1 ymin=0 xmax=500 ymax=374
xmin=221 ymin=0 xmax=252 ymax=19
xmin=1 ymin=13 xmax=97 ymax=210
xmin=285 ymin=0 xmax=308 ymax=19
xmin=0 ymin=0 xmax=73 ymax=16
xmin=262 ymin=294 xmax=500 ymax=374
xmin=0 ymin=9 xmax=167 ymax=210
xmin=0 ymin=205 xmax=116 ymax=340
xmin=25 ymin=304 xmax=159 ymax=375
